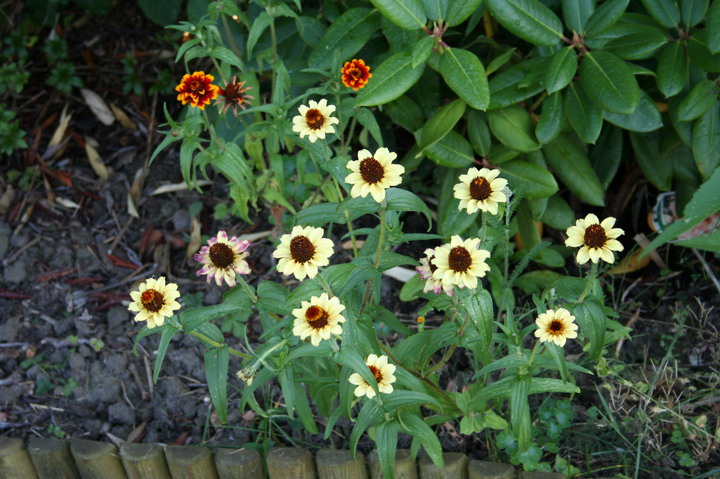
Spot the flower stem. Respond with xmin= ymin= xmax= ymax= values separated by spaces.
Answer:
xmin=317 ymin=273 xmax=334 ymax=296
xmin=577 ymin=262 xmax=598 ymax=303
xmin=237 ymin=276 xmax=259 ymax=303
xmin=188 ymin=330 xmax=251 ymax=359
xmin=360 ymin=204 xmax=387 ymax=315
xmin=526 ymin=341 xmax=543 ymax=367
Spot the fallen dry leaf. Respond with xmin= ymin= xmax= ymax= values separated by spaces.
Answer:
xmin=55 ymin=196 xmax=81 ymax=209
xmin=110 ymin=103 xmax=137 ymax=130
xmin=81 ymin=88 xmax=115 ymax=126
xmin=0 ymin=184 xmax=15 ymax=213
xmin=186 ymin=217 xmax=202 ymax=260
xmin=85 ymin=137 xmax=110 ymax=180
xmin=127 ymin=192 xmax=139 ymax=218
xmin=150 ymin=180 xmax=212 ymax=195
xmin=48 ymin=104 xmax=72 ymax=149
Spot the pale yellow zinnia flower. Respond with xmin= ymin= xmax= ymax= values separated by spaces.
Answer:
xmin=453 ymin=167 xmax=508 ymax=215
xmin=292 ymin=293 xmax=346 ymax=346
xmin=292 ymin=99 xmax=339 ymax=143
xmin=534 ymin=308 xmax=578 ymax=347
xmin=348 ymin=354 xmax=396 ymax=399
xmin=565 ymin=214 xmax=624 ymax=264
xmin=432 ymin=236 xmax=491 ymax=289
xmin=344 ymin=147 xmax=405 ymax=203
xmin=128 ymin=276 xmax=181 ymax=329
xmin=272 ymin=226 xmax=334 ymax=281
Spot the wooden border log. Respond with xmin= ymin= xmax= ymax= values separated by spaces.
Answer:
xmin=69 ymin=438 xmax=125 ymax=479
xmin=27 ymin=438 xmax=79 ymax=479
xmin=214 ymin=448 xmax=263 ymax=478
xmin=419 ymin=452 xmax=468 ymax=479
xmin=468 ymin=460 xmax=515 ymax=479
xmin=317 ymin=449 xmax=367 ymax=479
xmin=164 ymin=445 xmax=219 ymax=479
xmin=120 ymin=442 xmax=171 ymax=479
xmin=519 ymin=472 xmax=567 ymax=479
xmin=368 ymin=449 xmax=417 ymax=479
xmin=266 ymin=447 xmax=315 ymax=479
xmin=0 ymin=437 xmax=39 ymax=479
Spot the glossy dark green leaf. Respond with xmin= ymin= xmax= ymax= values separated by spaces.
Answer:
xmin=309 ymin=9 xmax=378 ymax=69
xmin=657 ymin=42 xmax=688 ymax=97
xmin=349 ymin=400 xmax=382 ymax=455
xmin=412 ymin=35 xmax=436 ymax=68
xmin=545 ymin=47 xmax=578 ymax=94
xmin=422 ymin=0 xmax=448 ymax=21
xmin=486 ymin=0 xmax=564 ymax=46
xmin=540 ymin=194 xmax=575 ymax=229
xmin=488 ymin=105 xmax=540 ymax=152
xmin=678 ymin=79 xmax=718 ymax=121
xmin=399 ymin=413 xmax=444 ymax=468
xmin=382 ymin=16 xmax=426 ymax=53
xmin=370 ymin=0 xmax=427 ymax=29
xmin=604 ymin=90 xmax=663 ymax=132
xmin=486 ymin=48 xmax=517 ymax=75
xmin=376 ymin=421 xmax=400 ymax=479
xmin=629 ymin=130 xmax=672 ymax=190
xmin=355 ymin=53 xmax=426 ymax=107
xmin=446 ymin=0 xmax=486 ymax=26
xmin=425 ymin=131 xmax=475 ymax=168
xmin=488 ymin=58 xmax=547 ymax=109
xmin=246 ymin=12 xmax=271 ymax=59
xmin=590 ymin=125 xmax=623 ymax=188
xmin=641 ymin=0 xmax=681 ymax=27
xmin=709 ymin=0 xmax=720 ymax=53
xmin=386 ymin=188 xmax=433 ymax=229
xmin=562 ymin=0 xmax=594 ymax=33
xmin=668 ymin=96 xmax=694 ymax=145
xmin=139 ymin=0 xmax=181 ymax=26
xmin=605 ymin=30 xmax=668 ymax=60
xmin=580 ymin=51 xmax=640 ymax=114
xmin=585 ymin=0 xmax=629 ymax=37
xmin=501 ymin=159 xmax=559 ymax=199
xmin=536 ymin=91 xmax=565 ymax=144
xmin=440 ymin=48 xmax=490 ymax=110
xmin=682 ymin=0 xmax=709 ymax=27
xmin=692 ymin=102 xmax=720 ymax=179
xmin=418 ymin=99 xmax=466 ymax=152
xmin=468 ymin=110 xmax=492 ymax=156
xmin=355 ymin=108 xmax=383 ymax=146
xmin=385 ymin=96 xmax=424 ymax=132
xmin=688 ymin=29 xmax=720 ymax=72
xmin=544 ymin=135 xmax=605 ymax=206
xmin=205 ymin=347 xmax=229 ymax=423
xmin=565 ymin=83 xmax=603 ymax=144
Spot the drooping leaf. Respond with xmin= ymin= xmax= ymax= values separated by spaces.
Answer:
xmin=565 ymin=83 xmax=603 ymax=144
xmin=425 ymin=131 xmax=475 ymax=168
xmin=688 ymin=29 xmax=720 ymax=72
xmin=604 ymin=90 xmax=663 ymax=132
xmin=641 ymin=0 xmax=681 ymax=28
xmin=590 ymin=125 xmax=623 ymax=188
xmin=536 ymin=91 xmax=565 ymax=144
xmin=486 ymin=0 xmax=564 ymax=46
xmin=440 ymin=48 xmax=490 ymax=110
xmin=204 ymin=347 xmax=229 ymax=423
xmin=629 ymin=130 xmax=673 ymax=190
xmin=446 ymin=0 xmax=486 ymax=26
xmin=309 ymin=9 xmax=378 ymax=70
xmin=708 ymin=0 xmax=720 ymax=53
xmin=418 ymin=99 xmax=467 ymax=152
xmin=579 ymin=51 xmax=640 ymax=114
xmin=487 ymin=105 xmax=540 ymax=153
xmin=355 ymin=53 xmax=425 ymax=107
xmin=138 ymin=0 xmax=181 ymax=26
xmin=545 ymin=47 xmax=578 ymax=94
xmin=369 ymin=0 xmax=427 ymax=29
xmin=422 ymin=0 xmax=449 ymax=21
xmin=585 ymin=0 xmax=630 ymax=37
xmin=692 ymin=102 xmax=720 ymax=179
xmin=501 ymin=159 xmax=559 ymax=199
xmin=678 ymin=79 xmax=718 ymax=121
xmin=411 ymin=35 xmax=436 ymax=68
xmin=562 ymin=0 xmax=594 ymax=33
xmin=681 ymin=0 xmax=709 ymax=27
xmin=604 ymin=30 xmax=668 ymax=60
xmin=544 ymin=135 xmax=605 ymax=206
xmin=468 ymin=110 xmax=492 ymax=156
xmin=657 ymin=42 xmax=688 ymax=97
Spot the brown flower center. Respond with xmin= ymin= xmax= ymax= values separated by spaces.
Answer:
xmin=359 ymin=157 xmax=385 ymax=184
xmin=368 ymin=365 xmax=383 ymax=383
xmin=290 ymin=235 xmax=315 ymax=263
xmin=209 ymin=242 xmax=235 ymax=269
xmin=428 ymin=260 xmax=438 ymax=274
xmin=305 ymin=305 xmax=329 ymax=329
xmin=469 ymin=177 xmax=491 ymax=201
xmin=448 ymin=246 xmax=472 ymax=273
xmin=548 ymin=319 xmax=565 ymax=335
xmin=305 ymin=109 xmax=325 ymax=130
xmin=584 ymin=224 xmax=607 ymax=249
xmin=140 ymin=289 xmax=165 ymax=313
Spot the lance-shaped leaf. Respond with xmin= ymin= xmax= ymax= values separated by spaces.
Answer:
xmin=355 ymin=52 xmax=425 ymax=107
xmin=440 ymin=48 xmax=490 ymax=110
xmin=487 ymin=0 xmax=564 ymax=46
xmin=309 ymin=9 xmax=378 ymax=70
xmin=369 ymin=0 xmax=427 ymax=29
xmin=580 ymin=50 xmax=640 ymax=114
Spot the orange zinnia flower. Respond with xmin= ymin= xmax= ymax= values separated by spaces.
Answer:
xmin=341 ymin=59 xmax=372 ymax=90
xmin=175 ymin=71 xmax=220 ymax=109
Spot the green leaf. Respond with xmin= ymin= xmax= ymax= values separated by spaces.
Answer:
xmin=681 ymin=0 xmax=709 ymax=27
xmin=545 ymin=47 xmax=578 ymax=94
xmin=337 ymin=347 xmax=379 ymax=397
xmin=488 ymin=58 xmax=547 ymax=109
xmin=536 ymin=92 xmax=565 ymax=144
xmin=422 ymin=0 xmax=448 ymax=21
xmin=399 ymin=413 xmax=444 ymax=468
xmin=528 ymin=377 xmax=580 ymax=394
xmin=439 ymin=48 xmax=490 ymax=110
xmin=488 ymin=105 xmax=540 ymax=153
xmin=629 ymin=130 xmax=672 ymax=190
xmin=486 ymin=0 xmax=564 ymax=46
xmin=692 ymin=102 xmax=720 ymax=179
xmin=562 ymin=0 xmax=594 ymax=33
xmin=355 ymin=108 xmax=384 ymax=146
xmin=438 ymin=169 xmax=478 ymax=236
xmin=573 ymin=298 xmax=606 ymax=361
xmin=138 ymin=0 xmax=181 ymax=26
xmin=657 ymin=42 xmax=688 ymax=98
xmin=385 ymin=96 xmax=424 ymax=132
xmin=309 ymin=9 xmax=378 ymax=70
xmin=510 ymin=379 xmax=531 ymax=451
xmin=709 ymin=0 xmax=720 ymax=53
xmin=580 ymin=51 xmax=640 ymax=114
xmin=688 ymin=29 xmax=720 ymax=72
xmin=350 ymin=401 xmax=382 ymax=455
xmin=153 ymin=326 xmax=179 ymax=383
xmin=605 ymin=30 xmax=668 ymax=60
xmin=486 ymin=48 xmax=517 ymax=75
xmin=382 ymin=390 xmax=441 ymax=410
xmin=678 ymin=79 xmax=718 ymax=121
xmin=386 ymin=188 xmax=433 ymax=228
xmin=468 ymin=110 xmax=492 ymax=156
xmin=501 ymin=159 xmax=559 ymax=199
xmin=677 ymin=228 xmax=720 ymax=252
xmin=565 ymin=83 xmax=603 ymax=144
xmin=585 ymin=0 xmax=629 ymax=37
xmin=641 ymin=0 xmax=681 ymax=28
xmin=204 ymin=347 xmax=229 ymax=423
xmin=446 ymin=0 xmax=486 ymax=26
xmin=425 ymin=131 xmax=475 ymax=168
xmin=355 ymin=53 xmax=425 ymax=107
xmin=412 ymin=35 xmax=435 ymax=68
xmin=246 ymin=12 xmax=271 ymax=58
xmin=540 ymin=195 xmax=575 ymax=229
xmin=375 ymin=421 xmax=400 ymax=479
xmin=604 ymin=90 xmax=663 ymax=132
xmin=369 ymin=0 xmax=427 ymax=29
xmin=544 ymin=135 xmax=605 ymax=206
xmin=418 ymin=99 xmax=467 ymax=152
xmin=590 ymin=125 xmax=623 ymax=188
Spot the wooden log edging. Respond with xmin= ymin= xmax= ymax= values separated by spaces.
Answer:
xmin=0 ymin=437 xmax=571 ymax=479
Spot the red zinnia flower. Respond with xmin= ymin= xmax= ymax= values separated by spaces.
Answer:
xmin=175 ymin=71 xmax=220 ymax=110
xmin=341 ymin=59 xmax=372 ymax=90
xmin=216 ymin=76 xmax=254 ymax=117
